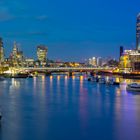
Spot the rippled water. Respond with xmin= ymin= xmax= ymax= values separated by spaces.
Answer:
xmin=0 ymin=76 xmax=140 ymax=140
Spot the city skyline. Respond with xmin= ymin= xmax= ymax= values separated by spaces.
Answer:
xmin=0 ymin=0 xmax=140 ymax=61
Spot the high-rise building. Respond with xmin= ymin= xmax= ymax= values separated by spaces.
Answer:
xmin=37 ymin=45 xmax=48 ymax=66
xmin=10 ymin=42 xmax=25 ymax=66
xmin=0 ymin=38 xmax=4 ymax=62
xmin=12 ymin=42 xmax=18 ymax=60
xmin=120 ymin=46 xmax=123 ymax=57
xmin=136 ymin=13 xmax=140 ymax=50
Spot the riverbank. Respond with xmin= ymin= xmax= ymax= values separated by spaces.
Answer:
xmin=96 ymin=71 xmax=140 ymax=79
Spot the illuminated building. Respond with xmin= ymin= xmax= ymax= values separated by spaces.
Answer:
xmin=0 ymin=38 xmax=4 ymax=63
xmin=129 ymin=50 xmax=140 ymax=71
xmin=25 ymin=58 xmax=35 ymax=67
xmin=37 ymin=45 xmax=48 ymax=66
xmin=10 ymin=42 xmax=25 ymax=67
xmin=136 ymin=13 xmax=140 ymax=50
xmin=119 ymin=50 xmax=140 ymax=72
xmin=89 ymin=57 xmax=103 ymax=67
xmin=119 ymin=53 xmax=131 ymax=72
xmin=89 ymin=57 xmax=97 ymax=66
xmin=11 ymin=42 xmax=19 ymax=66
xmin=119 ymin=13 xmax=140 ymax=72
xmin=12 ymin=42 xmax=18 ymax=60
xmin=64 ymin=62 xmax=80 ymax=67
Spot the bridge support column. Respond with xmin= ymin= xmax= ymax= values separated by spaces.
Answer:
xmin=90 ymin=71 xmax=96 ymax=76
xmin=69 ymin=71 xmax=74 ymax=77
xmin=45 ymin=71 xmax=52 ymax=76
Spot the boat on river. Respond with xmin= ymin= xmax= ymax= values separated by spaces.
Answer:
xmin=98 ymin=77 xmax=106 ymax=84
xmin=126 ymin=83 xmax=140 ymax=92
xmin=88 ymin=76 xmax=99 ymax=82
xmin=4 ymin=73 xmax=29 ymax=78
xmin=106 ymin=77 xmax=120 ymax=85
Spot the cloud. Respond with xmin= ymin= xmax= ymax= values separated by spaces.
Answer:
xmin=36 ymin=15 xmax=48 ymax=21
xmin=0 ymin=7 xmax=15 ymax=21
xmin=20 ymin=15 xmax=48 ymax=21
xmin=27 ymin=31 xmax=48 ymax=36
xmin=4 ymin=31 xmax=48 ymax=37
xmin=0 ymin=13 xmax=48 ymax=22
xmin=0 ymin=1 xmax=48 ymax=22
xmin=0 ymin=1 xmax=19 ymax=22
xmin=0 ymin=13 xmax=13 ymax=21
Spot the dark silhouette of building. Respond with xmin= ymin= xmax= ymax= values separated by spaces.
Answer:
xmin=120 ymin=46 xmax=124 ymax=57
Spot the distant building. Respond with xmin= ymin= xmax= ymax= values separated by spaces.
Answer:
xmin=37 ymin=45 xmax=48 ymax=66
xmin=25 ymin=58 xmax=35 ymax=67
xmin=96 ymin=57 xmax=102 ymax=67
xmin=17 ymin=51 xmax=24 ymax=62
xmin=0 ymin=38 xmax=4 ymax=62
xmin=89 ymin=57 xmax=97 ymax=66
xmin=136 ymin=13 xmax=140 ymax=50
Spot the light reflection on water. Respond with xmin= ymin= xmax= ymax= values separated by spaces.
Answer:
xmin=0 ymin=76 xmax=140 ymax=140
xmin=33 ymin=77 xmax=37 ymax=95
xmin=41 ymin=76 xmax=46 ymax=96
xmin=10 ymin=78 xmax=21 ymax=90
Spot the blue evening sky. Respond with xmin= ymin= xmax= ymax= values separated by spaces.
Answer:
xmin=0 ymin=0 xmax=140 ymax=61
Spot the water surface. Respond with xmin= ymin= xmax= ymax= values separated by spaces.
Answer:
xmin=0 ymin=76 xmax=140 ymax=140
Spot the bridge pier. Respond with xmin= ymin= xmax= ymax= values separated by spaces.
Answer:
xmin=45 ymin=71 xmax=52 ymax=76
xmin=90 ymin=71 xmax=94 ymax=76
xmin=69 ymin=71 xmax=74 ymax=77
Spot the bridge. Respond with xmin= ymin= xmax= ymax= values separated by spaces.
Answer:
xmin=4 ymin=67 xmax=114 ymax=76
xmin=19 ymin=67 xmax=113 ymax=72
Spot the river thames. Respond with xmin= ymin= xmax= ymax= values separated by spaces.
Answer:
xmin=0 ymin=75 xmax=140 ymax=140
